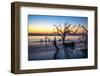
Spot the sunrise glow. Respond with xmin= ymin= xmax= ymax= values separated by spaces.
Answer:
xmin=28 ymin=15 xmax=88 ymax=35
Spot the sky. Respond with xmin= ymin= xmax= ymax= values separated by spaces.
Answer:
xmin=28 ymin=15 xmax=88 ymax=34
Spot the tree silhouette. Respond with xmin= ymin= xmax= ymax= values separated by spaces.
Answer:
xmin=52 ymin=23 xmax=87 ymax=59
xmin=53 ymin=23 xmax=80 ymax=44
xmin=52 ymin=37 xmax=59 ymax=59
xmin=81 ymin=25 xmax=88 ymax=44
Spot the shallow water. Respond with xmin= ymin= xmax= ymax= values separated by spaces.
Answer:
xmin=28 ymin=35 xmax=82 ymax=45
xmin=28 ymin=35 xmax=88 ymax=60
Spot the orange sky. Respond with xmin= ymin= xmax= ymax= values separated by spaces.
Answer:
xmin=28 ymin=25 xmax=53 ymax=34
xmin=28 ymin=15 xmax=87 ymax=34
xmin=28 ymin=24 xmax=86 ymax=34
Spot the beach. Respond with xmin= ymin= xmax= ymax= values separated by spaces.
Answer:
xmin=28 ymin=36 xmax=88 ymax=60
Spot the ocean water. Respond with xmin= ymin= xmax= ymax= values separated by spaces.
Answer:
xmin=28 ymin=35 xmax=82 ymax=46
xmin=28 ymin=35 xmax=88 ymax=60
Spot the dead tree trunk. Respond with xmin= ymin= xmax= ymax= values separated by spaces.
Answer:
xmin=52 ymin=37 xmax=59 ymax=59
xmin=53 ymin=23 xmax=81 ymax=58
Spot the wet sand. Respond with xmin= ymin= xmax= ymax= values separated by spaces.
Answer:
xmin=28 ymin=41 xmax=88 ymax=61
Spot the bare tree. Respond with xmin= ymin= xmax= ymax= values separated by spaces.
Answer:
xmin=53 ymin=23 xmax=80 ymax=44
xmin=53 ymin=23 xmax=83 ymax=59
xmin=81 ymin=25 xmax=88 ymax=44
xmin=52 ymin=37 xmax=59 ymax=59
